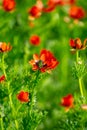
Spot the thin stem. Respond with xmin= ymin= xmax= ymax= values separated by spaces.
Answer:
xmin=2 ymin=54 xmax=19 ymax=130
xmin=2 ymin=54 xmax=7 ymax=79
xmin=76 ymin=51 xmax=84 ymax=98
xmin=7 ymin=83 xmax=19 ymax=130
xmin=76 ymin=51 xmax=79 ymax=63
xmin=79 ymin=78 xmax=84 ymax=97
xmin=1 ymin=117 xmax=4 ymax=130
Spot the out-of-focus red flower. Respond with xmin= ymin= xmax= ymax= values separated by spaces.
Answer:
xmin=29 ymin=35 xmax=40 ymax=46
xmin=28 ymin=0 xmax=43 ymax=19
xmin=47 ymin=0 xmax=64 ymax=6
xmin=29 ymin=6 xmax=41 ymax=18
xmin=29 ymin=49 xmax=59 ymax=73
xmin=17 ymin=91 xmax=30 ymax=103
xmin=0 ymin=75 xmax=5 ymax=83
xmin=2 ymin=0 xmax=16 ymax=12
xmin=70 ymin=38 xmax=87 ymax=51
xmin=43 ymin=5 xmax=56 ymax=13
xmin=61 ymin=94 xmax=74 ymax=111
xmin=43 ymin=0 xmax=63 ymax=13
xmin=69 ymin=6 xmax=85 ymax=19
xmin=0 ymin=42 xmax=12 ymax=52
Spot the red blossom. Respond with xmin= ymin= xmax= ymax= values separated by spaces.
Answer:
xmin=61 ymin=94 xmax=74 ymax=111
xmin=17 ymin=91 xmax=30 ymax=103
xmin=69 ymin=6 xmax=85 ymax=19
xmin=70 ymin=38 xmax=87 ymax=51
xmin=0 ymin=75 xmax=5 ymax=82
xmin=2 ymin=0 xmax=16 ymax=12
xmin=29 ymin=49 xmax=59 ymax=73
xmin=29 ymin=35 xmax=40 ymax=46
xmin=0 ymin=42 xmax=12 ymax=52
xmin=28 ymin=0 xmax=43 ymax=19
xmin=29 ymin=6 xmax=41 ymax=18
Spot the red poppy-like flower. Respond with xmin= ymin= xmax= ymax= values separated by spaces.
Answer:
xmin=28 ymin=0 xmax=43 ymax=19
xmin=47 ymin=0 xmax=64 ymax=6
xmin=2 ymin=0 xmax=16 ymax=12
xmin=70 ymin=38 xmax=87 ymax=52
xmin=29 ymin=49 xmax=59 ymax=73
xmin=29 ymin=6 xmax=41 ymax=18
xmin=29 ymin=35 xmax=40 ymax=46
xmin=43 ymin=0 xmax=63 ymax=13
xmin=17 ymin=91 xmax=30 ymax=103
xmin=0 ymin=75 xmax=5 ymax=83
xmin=61 ymin=94 xmax=74 ymax=111
xmin=69 ymin=6 xmax=85 ymax=19
xmin=0 ymin=42 xmax=12 ymax=52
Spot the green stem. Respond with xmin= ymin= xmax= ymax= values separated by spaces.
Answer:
xmin=76 ymin=51 xmax=84 ymax=98
xmin=7 ymin=83 xmax=19 ymax=130
xmin=1 ymin=117 xmax=4 ymax=130
xmin=79 ymin=78 xmax=84 ymax=97
xmin=76 ymin=51 xmax=79 ymax=62
xmin=2 ymin=54 xmax=19 ymax=130
xmin=2 ymin=54 xmax=7 ymax=79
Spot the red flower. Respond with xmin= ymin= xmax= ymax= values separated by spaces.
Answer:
xmin=29 ymin=6 xmax=41 ymax=18
xmin=0 ymin=75 xmax=5 ymax=82
xmin=69 ymin=6 xmax=85 ymax=19
xmin=70 ymin=38 xmax=87 ymax=52
xmin=0 ymin=42 xmax=12 ymax=52
xmin=61 ymin=94 xmax=74 ymax=111
xmin=28 ymin=0 xmax=43 ymax=19
xmin=2 ymin=0 xmax=16 ymax=12
xmin=43 ymin=0 xmax=63 ymax=13
xmin=29 ymin=49 xmax=59 ymax=73
xmin=29 ymin=35 xmax=40 ymax=46
xmin=17 ymin=91 xmax=30 ymax=103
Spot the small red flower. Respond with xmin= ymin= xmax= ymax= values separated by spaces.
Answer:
xmin=70 ymin=38 xmax=87 ymax=52
xmin=29 ymin=6 xmax=41 ymax=18
xmin=43 ymin=0 xmax=63 ymax=13
xmin=29 ymin=35 xmax=40 ymax=46
xmin=2 ymin=0 xmax=16 ymax=12
xmin=29 ymin=49 xmax=59 ymax=73
xmin=28 ymin=0 xmax=43 ymax=19
xmin=61 ymin=94 xmax=74 ymax=111
xmin=0 ymin=42 xmax=12 ymax=52
xmin=0 ymin=75 xmax=5 ymax=83
xmin=17 ymin=91 xmax=30 ymax=103
xmin=69 ymin=6 xmax=85 ymax=19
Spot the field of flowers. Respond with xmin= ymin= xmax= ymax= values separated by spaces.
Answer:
xmin=0 ymin=0 xmax=87 ymax=130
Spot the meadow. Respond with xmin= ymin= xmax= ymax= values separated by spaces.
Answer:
xmin=0 ymin=0 xmax=87 ymax=130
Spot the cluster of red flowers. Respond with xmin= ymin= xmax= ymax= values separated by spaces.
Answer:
xmin=0 ymin=42 xmax=12 ymax=52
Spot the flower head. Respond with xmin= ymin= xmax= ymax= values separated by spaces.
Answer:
xmin=29 ymin=35 xmax=40 ymax=46
xmin=28 ymin=0 xmax=43 ymax=20
xmin=69 ymin=6 xmax=85 ymax=19
xmin=29 ymin=49 xmax=59 ymax=73
xmin=0 ymin=75 xmax=5 ymax=83
xmin=0 ymin=42 xmax=12 ymax=52
xmin=2 ymin=0 xmax=16 ymax=12
xmin=61 ymin=94 xmax=74 ymax=111
xmin=17 ymin=91 xmax=30 ymax=103
xmin=70 ymin=38 xmax=87 ymax=52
